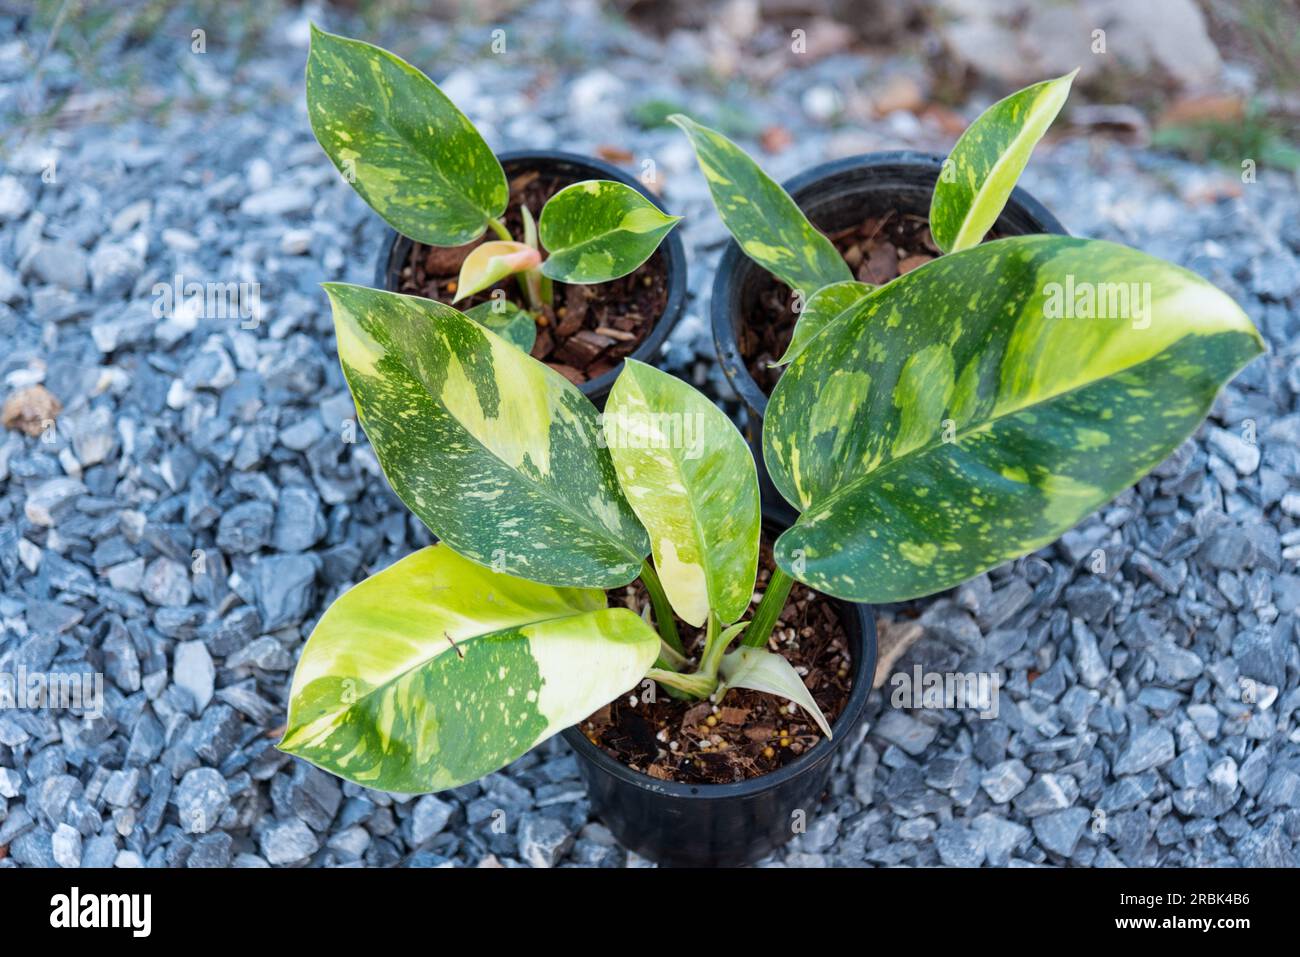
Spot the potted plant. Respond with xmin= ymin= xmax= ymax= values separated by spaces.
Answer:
xmin=678 ymin=74 xmax=1074 ymax=518
xmin=307 ymin=26 xmax=687 ymax=403
xmin=281 ymin=62 xmax=1262 ymax=867
xmin=279 ymin=249 xmax=1259 ymax=868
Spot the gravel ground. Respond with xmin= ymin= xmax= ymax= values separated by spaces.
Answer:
xmin=1 ymin=3 xmax=1298 ymax=868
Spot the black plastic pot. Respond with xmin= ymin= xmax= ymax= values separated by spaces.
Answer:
xmin=562 ymin=512 xmax=877 ymax=867
xmin=376 ymin=150 xmax=687 ymax=407
xmin=711 ymin=151 xmax=1068 ymax=521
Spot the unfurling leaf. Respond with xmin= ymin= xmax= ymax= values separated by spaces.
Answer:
xmin=764 ymin=234 xmax=1263 ymax=603
xmin=669 ymin=114 xmax=851 ymax=295
xmin=719 ymin=646 xmax=833 ymax=739
xmin=539 ymin=181 xmax=680 ymax=283
xmin=281 ymin=545 xmax=659 ymax=792
xmin=306 ymin=25 xmax=507 ymax=246
xmin=603 ymin=361 xmax=760 ymax=626
xmin=930 ymin=71 xmax=1076 ymax=254
xmin=453 ymin=241 xmax=542 ymax=303
xmin=774 ymin=280 xmax=874 ymax=366
xmin=323 ymin=283 xmax=649 ymax=588
xmin=462 ymin=300 xmax=537 ymax=353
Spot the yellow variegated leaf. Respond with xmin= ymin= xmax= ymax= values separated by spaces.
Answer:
xmin=306 ymin=26 xmax=508 ymax=246
xmin=719 ymin=646 xmax=832 ymax=738
xmin=281 ymin=545 xmax=659 ymax=792
xmin=930 ymin=71 xmax=1075 ymax=254
xmin=764 ymin=235 xmax=1264 ymax=603
xmin=453 ymin=241 xmax=542 ymax=303
xmin=775 ymin=280 xmax=874 ymax=366
xmin=324 ymin=283 xmax=649 ymax=588
xmin=669 ymin=114 xmax=851 ymax=295
xmin=539 ymin=181 xmax=680 ymax=283
xmin=603 ymin=361 xmax=760 ymax=626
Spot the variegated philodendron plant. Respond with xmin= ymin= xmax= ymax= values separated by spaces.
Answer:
xmin=280 ymin=283 xmax=821 ymax=791
xmin=306 ymin=26 xmax=680 ymax=354
xmin=281 ymin=68 xmax=1263 ymax=795
xmin=675 ymin=71 xmax=1262 ymax=604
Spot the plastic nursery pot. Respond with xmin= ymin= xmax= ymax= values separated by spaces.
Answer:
xmin=376 ymin=149 xmax=687 ymax=408
xmin=561 ymin=511 xmax=877 ymax=868
xmin=711 ymin=150 xmax=1068 ymax=522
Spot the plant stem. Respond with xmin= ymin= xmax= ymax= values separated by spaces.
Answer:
xmin=487 ymin=216 xmax=512 ymax=241
xmin=697 ymin=612 xmax=727 ymax=678
xmin=539 ymin=273 xmax=554 ymax=306
xmin=646 ymin=667 xmax=716 ymax=699
xmin=655 ymin=639 xmax=687 ymax=672
xmin=743 ymin=565 xmax=795 ymax=647
xmin=639 ymin=560 xmax=684 ymax=656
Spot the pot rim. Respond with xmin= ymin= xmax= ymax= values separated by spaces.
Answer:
xmin=710 ymin=149 xmax=1069 ymax=419
xmin=562 ymin=522 xmax=877 ymax=801
xmin=374 ymin=148 xmax=688 ymax=402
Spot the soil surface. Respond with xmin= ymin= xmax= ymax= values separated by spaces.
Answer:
xmin=741 ymin=211 xmax=955 ymax=393
xmin=578 ymin=542 xmax=854 ymax=784
xmin=395 ymin=168 xmax=670 ymax=386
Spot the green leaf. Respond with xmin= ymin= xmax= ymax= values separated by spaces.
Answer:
xmin=306 ymin=25 xmax=508 ymax=246
xmin=930 ymin=71 xmax=1075 ymax=254
xmin=539 ymin=181 xmax=680 ymax=283
xmin=463 ymin=300 xmax=537 ymax=353
xmin=763 ymin=235 xmax=1264 ymax=603
xmin=603 ymin=360 xmax=760 ymax=626
xmin=453 ymin=241 xmax=541 ymax=303
xmin=775 ymin=280 xmax=874 ymax=366
xmin=324 ymin=282 xmax=649 ymax=588
xmin=669 ymin=114 xmax=851 ymax=295
xmin=718 ymin=646 xmax=832 ymax=738
xmin=281 ymin=544 xmax=659 ymax=792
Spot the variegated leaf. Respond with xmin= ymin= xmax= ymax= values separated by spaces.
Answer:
xmin=539 ymin=181 xmax=680 ymax=283
xmin=603 ymin=360 xmax=760 ymax=626
xmin=463 ymin=300 xmax=537 ymax=353
xmin=775 ymin=280 xmax=874 ymax=366
xmin=281 ymin=545 xmax=659 ymax=792
xmin=306 ymin=25 xmax=508 ymax=246
xmin=764 ymin=235 xmax=1264 ymax=603
xmin=669 ymin=114 xmax=851 ymax=295
xmin=719 ymin=646 xmax=832 ymax=738
xmin=930 ymin=71 xmax=1075 ymax=254
xmin=453 ymin=241 xmax=541 ymax=302
xmin=324 ymin=282 xmax=649 ymax=588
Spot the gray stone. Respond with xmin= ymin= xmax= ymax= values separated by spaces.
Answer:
xmin=21 ymin=241 xmax=88 ymax=291
xmin=935 ymin=820 xmax=985 ymax=867
xmin=872 ymin=710 xmax=938 ymax=756
xmin=141 ymin=557 xmax=192 ymax=607
xmin=216 ymin=501 xmax=275 ymax=554
xmin=272 ymin=486 xmax=327 ymax=552
xmin=241 ymin=185 xmax=313 ymax=217
xmin=1206 ymin=427 xmax=1260 ymax=475
xmin=1114 ymin=726 xmax=1176 ymax=775
xmin=1146 ymin=641 xmax=1203 ymax=683
xmin=0 ymin=174 xmax=32 ymax=221
xmin=176 ymin=768 xmax=229 ymax=834
xmin=173 ymin=641 xmax=215 ymax=711
xmin=981 ymin=759 xmax=1032 ymax=804
xmin=255 ymin=554 xmax=317 ymax=630
xmin=517 ymin=814 xmax=574 ymax=868
xmin=1033 ymin=807 xmax=1090 ymax=858
xmin=51 ymin=823 xmax=82 ymax=867
xmin=24 ymin=477 xmax=86 ymax=526
xmin=411 ymin=795 xmax=454 ymax=845
xmin=1014 ymin=774 xmax=1079 ymax=817
xmin=89 ymin=241 xmax=144 ymax=298
xmin=260 ymin=818 xmax=320 ymax=865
